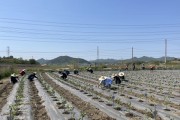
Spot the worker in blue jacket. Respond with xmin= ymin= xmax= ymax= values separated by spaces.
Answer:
xmin=98 ymin=76 xmax=112 ymax=88
xmin=28 ymin=72 xmax=38 ymax=81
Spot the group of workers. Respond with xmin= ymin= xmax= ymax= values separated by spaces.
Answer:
xmin=124 ymin=63 xmax=156 ymax=71
xmin=10 ymin=69 xmax=38 ymax=84
xmin=98 ymin=72 xmax=125 ymax=88
xmin=10 ymin=64 xmax=154 ymax=87
xmin=58 ymin=68 xmax=125 ymax=89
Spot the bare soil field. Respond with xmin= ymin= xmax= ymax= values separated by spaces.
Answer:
xmin=0 ymin=70 xmax=179 ymax=120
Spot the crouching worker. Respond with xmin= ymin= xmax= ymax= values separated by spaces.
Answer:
xmin=74 ymin=69 xmax=79 ymax=75
xmin=113 ymin=74 xmax=121 ymax=84
xmin=10 ymin=73 xmax=19 ymax=84
xmin=98 ymin=76 xmax=113 ymax=89
xmin=61 ymin=72 xmax=67 ymax=79
xmin=28 ymin=72 xmax=38 ymax=81
xmin=104 ymin=77 xmax=113 ymax=88
xmin=98 ymin=76 xmax=106 ymax=88
xmin=119 ymin=72 xmax=125 ymax=81
xmin=87 ymin=68 xmax=93 ymax=73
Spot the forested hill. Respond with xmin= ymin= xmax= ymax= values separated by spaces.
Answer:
xmin=39 ymin=56 xmax=90 ymax=65
xmin=37 ymin=56 xmax=178 ymax=65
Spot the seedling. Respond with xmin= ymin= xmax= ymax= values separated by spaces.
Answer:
xmin=164 ymin=96 xmax=170 ymax=110
xmin=79 ymin=111 xmax=86 ymax=120
xmin=153 ymin=106 xmax=157 ymax=120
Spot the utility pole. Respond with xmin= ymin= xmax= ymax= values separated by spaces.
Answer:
xmin=7 ymin=46 xmax=10 ymax=57
xmin=96 ymin=46 xmax=99 ymax=69
xmin=165 ymin=39 xmax=167 ymax=63
xmin=97 ymin=46 xmax=99 ymax=60
xmin=77 ymin=57 xmax=79 ymax=69
xmin=121 ymin=57 xmax=123 ymax=65
xmin=132 ymin=47 xmax=133 ymax=69
xmin=165 ymin=39 xmax=167 ymax=69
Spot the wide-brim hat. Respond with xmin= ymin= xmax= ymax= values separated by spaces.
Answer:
xmin=119 ymin=72 xmax=125 ymax=76
xmin=98 ymin=76 xmax=106 ymax=81
xmin=11 ymin=73 xmax=15 ymax=77
xmin=104 ymin=76 xmax=110 ymax=79
xmin=111 ymin=74 xmax=115 ymax=78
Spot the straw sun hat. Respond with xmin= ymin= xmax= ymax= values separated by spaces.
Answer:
xmin=119 ymin=72 xmax=125 ymax=76
xmin=98 ymin=76 xmax=106 ymax=81
xmin=111 ymin=74 xmax=115 ymax=78
xmin=11 ymin=73 xmax=15 ymax=77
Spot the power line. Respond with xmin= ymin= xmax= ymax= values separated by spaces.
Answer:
xmin=1 ymin=20 xmax=180 ymax=29
xmin=0 ymin=26 xmax=179 ymax=34
xmin=1 ymin=35 xmax=179 ymax=41
xmin=0 ymin=48 xmax=166 ymax=54
xmin=0 ymin=38 xmax=170 ymax=43
xmin=1 ymin=30 xmax=179 ymax=36
xmin=1 ymin=34 xmax=179 ymax=43
xmin=0 ymin=17 xmax=180 ymax=27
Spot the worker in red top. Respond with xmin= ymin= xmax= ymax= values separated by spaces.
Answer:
xmin=19 ymin=69 xmax=26 ymax=76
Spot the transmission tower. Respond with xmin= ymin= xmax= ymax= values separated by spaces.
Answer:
xmin=97 ymin=46 xmax=99 ymax=60
xmin=7 ymin=46 xmax=10 ymax=57
xmin=132 ymin=47 xmax=133 ymax=63
xmin=165 ymin=39 xmax=167 ymax=64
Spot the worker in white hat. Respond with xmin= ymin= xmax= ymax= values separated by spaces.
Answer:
xmin=98 ymin=76 xmax=106 ymax=88
xmin=10 ymin=73 xmax=19 ymax=84
xmin=113 ymin=74 xmax=121 ymax=84
xmin=119 ymin=72 xmax=125 ymax=80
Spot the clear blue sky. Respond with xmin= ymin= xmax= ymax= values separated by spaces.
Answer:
xmin=0 ymin=0 xmax=180 ymax=60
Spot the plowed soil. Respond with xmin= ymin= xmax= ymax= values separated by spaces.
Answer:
xmin=0 ymin=79 xmax=13 ymax=112
xmin=29 ymin=80 xmax=50 ymax=120
xmin=42 ymin=73 xmax=115 ymax=120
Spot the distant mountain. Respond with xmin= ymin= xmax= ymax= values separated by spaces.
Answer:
xmin=92 ymin=56 xmax=176 ymax=64
xmin=125 ymin=56 xmax=157 ymax=62
xmin=91 ymin=59 xmax=118 ymax=64
xmin=134 ymin=56 xmax=156 ymax=61
xmin=123 ymin=56 xmax=176 ymax=62
xmin=39 ymin=56 xmax=90 ymax=65
xmin=157 ymin=56 xmax=176 ymax=61
xmin=37 ymin=56 xmax=176 ymax=65
xmin=37 ymin=58 xmax=49 ymax=64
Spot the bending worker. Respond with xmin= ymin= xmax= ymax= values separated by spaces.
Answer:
xmin=28 ymin=72 xmax=38 ymax=81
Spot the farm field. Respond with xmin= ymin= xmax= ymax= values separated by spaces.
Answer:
xmin=0 ymin=70 xmax=179 ymax=120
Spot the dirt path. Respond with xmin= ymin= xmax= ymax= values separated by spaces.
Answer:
xmin=29 ymin=80 xmax=50 ymax=120
xmin=21 ymin=76 xmax=33 ymax=120
xmin=0 ymin=78 xmax=18 ymax=119
xmin=0 ymin=78 xmax=14 ymax=112
xmin=34 ymin=79 xmax=71 ymax=120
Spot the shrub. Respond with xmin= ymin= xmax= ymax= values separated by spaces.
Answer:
xmin=0 ymin=66 xmax=16 ymax=80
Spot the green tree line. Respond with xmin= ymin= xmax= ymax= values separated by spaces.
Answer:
xmin=0 ymin=56 xmax=39 ymax=65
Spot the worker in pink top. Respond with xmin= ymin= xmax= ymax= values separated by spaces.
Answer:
xmin=19 ymin=69 xmax=26 ymax=76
